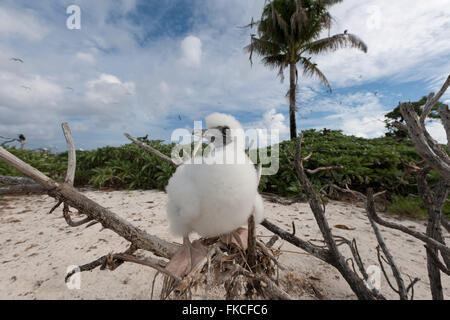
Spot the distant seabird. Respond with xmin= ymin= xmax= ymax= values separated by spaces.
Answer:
xmin=10 ymin=57 xmax=24 ymax=63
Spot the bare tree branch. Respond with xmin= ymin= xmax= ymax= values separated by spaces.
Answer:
xmin=0 ymin=175 xmax=35 ymax=185
xmin=425 ymin=245 xmax=450 ymax=276
xmin=0 ymin=146 xmax=179 ymax=259
xmin=306 ymin=165 xmax=343 ymax=174
xmin=397 ymin=76 xmax=450 ymax=180
xmin=420 ymin=75 xmax=450 ymax=124
xmin=0 ymin=183 xmax=46 ymax=195
xmin=366 ymin=200 xmax=450 ymax=257
xmin=262 ymin=132 xmax=387 ymax=300
xmin=62 ymin=123 xmax=76 ymax=185
xmin=124 ymin=133 xmax=179 ymax=167
xmin=366 ymin=189 xmax=408 ymax=299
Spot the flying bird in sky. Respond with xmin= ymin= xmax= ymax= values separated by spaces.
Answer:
xmin=10 ymin=57 xmax=24 ymax=63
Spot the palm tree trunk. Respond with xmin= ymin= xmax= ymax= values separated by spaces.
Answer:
xmin=289 ymin=62 xmax=297 ymax=139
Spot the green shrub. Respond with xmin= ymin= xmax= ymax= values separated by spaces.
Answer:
xmin=256 ymin=129 xmax=425 ymax=197
xmin=388 ymin=195 xmax=450 ymax=219
xmin=1 ymin=130 xmax=448 ymax=220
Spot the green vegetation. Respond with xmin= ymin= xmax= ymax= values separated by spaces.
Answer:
xmin=256 ymin=129 xmax=427 ymax=198
xmin=2 ymin=129 xmax=446 ymax=219
xmin=1 ymin=140 xmax=177 ymax=190
xmin=387 ymin=195 xmax=450 ymax=219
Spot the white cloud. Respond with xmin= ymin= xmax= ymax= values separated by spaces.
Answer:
xmin=261 ymin=109 xmax=290 ymax=135
xmin=0 ymin=7 xmax=49 ymax=42
xmin=299 ymin=91 xmax=387 ymax=138
xmin=84 ymin=73 xmax=135 ymax=108
xmin=246 ymin=109 xmax=290 ymax=148
xmin=426 ymin=120 xmax=447 ymax=144
xmin=181 ymin=35 xmax=202 ymax=67
xmin=76 ymin=52 xmax=95 ymax=64
xmin=314 ymin=0 xmax=450 ymax=87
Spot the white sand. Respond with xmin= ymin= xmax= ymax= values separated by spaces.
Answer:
xmin=0 ymin=190 xmax=449 ymax=300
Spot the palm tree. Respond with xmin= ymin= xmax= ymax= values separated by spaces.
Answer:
xmin=245 ymin=0 xmax=367 ymax=139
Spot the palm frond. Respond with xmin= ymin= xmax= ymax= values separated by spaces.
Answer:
xmin=245 ymin=36 xmax=284 ymax=58
xmin=316 ymin=0 xmax=344 ymax=8
xmin=290 ymin=0 xmax=308 ymax=34
xmin=305 ymin=32 xmax=368 ymax=54
xmin=262 ymin=54 xmax=288 ymax=68
xmin=300 ymin=57 xmax=331 ymax=92
xmin=262 ymin=54 xmax=289 ymax=82
xmin=270 ymin=2 xmax=290 ymax=39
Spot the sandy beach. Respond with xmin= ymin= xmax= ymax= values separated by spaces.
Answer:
xmin=0 ymin=190 xmax=449 ymax=300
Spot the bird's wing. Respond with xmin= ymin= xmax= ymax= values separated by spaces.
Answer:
xmin=166 ymin=167 xmax=202 ymax=223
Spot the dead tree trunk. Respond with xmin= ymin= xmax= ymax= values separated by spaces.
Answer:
xmin=392 ymin=75 xmax=450 ymax=299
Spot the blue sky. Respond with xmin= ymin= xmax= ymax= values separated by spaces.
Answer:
xmin=0 ymin=0 xmax=449 ymax=151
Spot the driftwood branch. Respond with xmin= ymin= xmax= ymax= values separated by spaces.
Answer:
xmin=366 ymin=198 xmax=450 ymax=257
xmin=0 ymin=183 xmax=46 ymax=195
xmin=65 ymin=244 xmax=139 ymax=282
xmin=0 ymin=175 xmax=45 ymax=195
xmin=0 ymin=175 xmax=35 ymax=185
xmin=397 ymin=75 xmax=450 ymax=180
xmin=420 ymin=75 xmax=450 ymax=125
xmin=124 ymin=133 xmax=179 ymax=167
xmin=391 ymin=76 xmax=450 ymax=300
xmin=0 ymin=145 xmax=179 ymax=260
xmin=62 ymin=123 xmax=76 ymax=185
xmin=267 ymin=132 xmax=388 ymax=300
xmin=366 ymin=189 xmax=408 ymax=299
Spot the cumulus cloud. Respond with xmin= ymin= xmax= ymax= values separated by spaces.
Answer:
xmin=181 ymin=35 xmax=202 ymax=67
xmin=84 ymin=73 xmax=135 ymax=112
xmin=246 ymin=109 xmax=289 ymax=148
xmin=315 ymin=0 xmax=450 ymax=87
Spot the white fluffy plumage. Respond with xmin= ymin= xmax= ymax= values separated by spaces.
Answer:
xmin=166 ymin=113 xmax=264 ymax=238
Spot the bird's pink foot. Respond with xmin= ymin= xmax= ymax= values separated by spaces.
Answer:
xmin=220 ymin=227 xmax=248 ymax=250
xmin=165 ymin=239 xmax=207 ymax=278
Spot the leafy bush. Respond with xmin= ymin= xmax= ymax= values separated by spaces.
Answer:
xmin=387 ymin=195 xmax=450 ymax=219
xmin=256 ymin=129 xmax=426 ymax=197
xmin=0 ymin=130 xmax=445 ymax=208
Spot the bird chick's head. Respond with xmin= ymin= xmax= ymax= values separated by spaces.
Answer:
xmin=197 ymin=113 xmax=245 ymax=148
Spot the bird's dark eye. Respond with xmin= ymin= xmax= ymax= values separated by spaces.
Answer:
xmin=210 ymin=136 xmax=216 ymax=142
